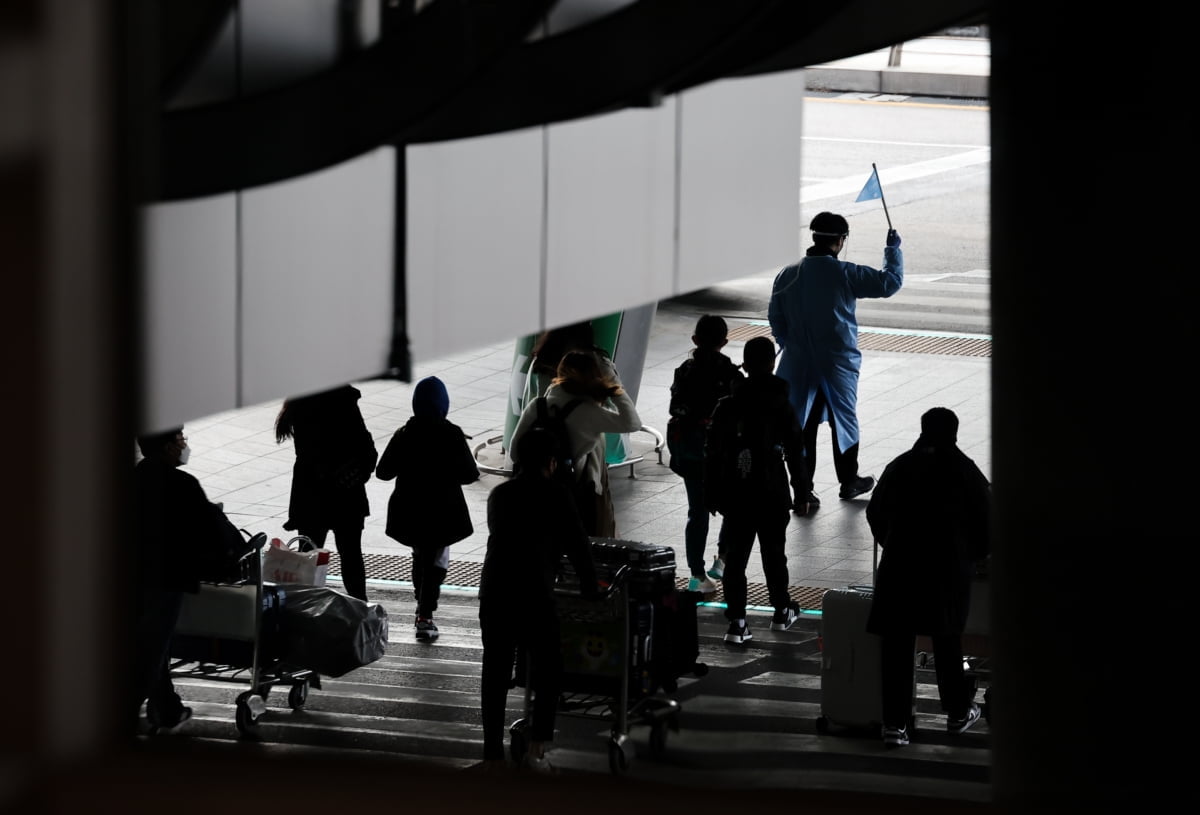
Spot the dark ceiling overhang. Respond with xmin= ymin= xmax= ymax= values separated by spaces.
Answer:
xmin=156 ymin=0 xmax=988 ymax=201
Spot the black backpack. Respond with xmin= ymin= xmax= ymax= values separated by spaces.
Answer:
xmin=666 ymin=356 xmax=741 ymax=473
xmin=527 ymin=396 xmax=585 ymax=488
xmin=707 ymin=393 xmax=785 ymax=511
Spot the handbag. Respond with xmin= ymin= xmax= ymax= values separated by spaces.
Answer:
xmin=261 ymin=536 xmax=329 ymax=586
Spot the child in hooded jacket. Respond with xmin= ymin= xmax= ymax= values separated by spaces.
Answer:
xmin=376 ymin=376 xmax=480 ymax=641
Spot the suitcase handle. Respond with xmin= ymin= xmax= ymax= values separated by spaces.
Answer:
xmin=554 ymin=564 xmax=629 ymax=599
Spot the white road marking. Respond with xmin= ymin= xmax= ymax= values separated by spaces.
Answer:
xmin=800 ymin=147 xmax=990 ymax=204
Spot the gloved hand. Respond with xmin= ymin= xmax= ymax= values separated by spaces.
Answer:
xmin=886 ymin=229 xmax=901 ymax=247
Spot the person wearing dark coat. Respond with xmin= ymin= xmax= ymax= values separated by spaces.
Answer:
xmin=132 ymin=426 xmax=226 ymax=732
xmin=275 ymin=384 xmax=378 ymax=601
xmin=376 ymin=376 xmax=480 ymax=642
xmin=703 ymin=336 xmax=808 ymax=645
xmin=478 ymin=427 xmax=600 ymax=773
xmin=865 ymin=406 xmax=991 ymax=748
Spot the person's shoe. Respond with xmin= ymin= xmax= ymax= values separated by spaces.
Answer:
xmin=838 ymin=475 xmax=876 ymax=500
xmin=793 ymin=491 xmax=820 ymax=516
xmin=706 ymin=556 xmax=725 ymax=580
xmin=770 ymin=602 xmax=800 ymax=631
xmin=151 ymin=706 xmax=192 ymax=734
xmin=947 ymin=702 xmax=982 ymax=734
xmin=724 ymin=620 xmax=753 ymax=644
xmin=687 ymin=575 xmax=718 ymax=594
xmin=415 ymin=617 xmax=439 ymax=642
xmin=521 ymin=751 xmax=559 ymax=774
xmin=882 ymin=724 xmax=910 ymax=747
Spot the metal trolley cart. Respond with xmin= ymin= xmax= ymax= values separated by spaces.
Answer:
xmin=167 ymin=534 xmax=319 ymax=736
xmin=509 ymin=564 xmax=684 ymax=774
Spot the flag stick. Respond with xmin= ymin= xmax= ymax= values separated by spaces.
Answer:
xmin=873 ymin=162 xmax=893 ymax=230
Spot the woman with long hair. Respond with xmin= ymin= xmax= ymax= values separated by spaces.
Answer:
xmin=275 ymin=384 xmax=378 ymax=601
xmin=509 ymin=350 xmax=641 ymax=537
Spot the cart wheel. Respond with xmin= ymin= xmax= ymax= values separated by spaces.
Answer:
xmin=509 ymin=719 xmax=530 ymax=764
xmin=235 ymin=692 xmax=260 ymax=736
xmin=816 ymin=715 xmax=829 ymax=734
xmin=649 ymin=722 xmax=668 ymax=757
xmin=608 ymin=738 xmax=633 ymax=774
xmin=288 ymin=681 xmax=308 ymax=710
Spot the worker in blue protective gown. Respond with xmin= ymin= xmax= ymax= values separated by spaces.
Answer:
xmin=767 ymin=211 xmax=903 ymax=511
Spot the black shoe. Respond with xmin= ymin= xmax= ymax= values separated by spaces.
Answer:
xmin=793 ymin=491 xmax=820 ymax=516
xmin=150 ymin=706 xmax=192 ymax=734
xmin=770 ymin=602 xmax=800 ymax=631
xmin=838 ymin=476 xmax=875 ymax=500
xmin=723 ymin=620 xmax=753 ymax=644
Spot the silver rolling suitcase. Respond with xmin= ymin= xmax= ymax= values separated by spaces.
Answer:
xmin=815 ymin=585 xmax=884 ymax=733
xmin=816 ymin=542 xmax=915 ymax=735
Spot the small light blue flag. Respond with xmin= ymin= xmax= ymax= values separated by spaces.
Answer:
xmin=855 ymin=168 xmax=883 ymax=202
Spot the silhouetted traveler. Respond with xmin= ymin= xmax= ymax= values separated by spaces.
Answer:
xmin=866 ymin=407 xmax=991 ymax=747
xmin=275 ymin=384 xmax=378 ymax=601
xmin=704 ymin=336 xmax=807 ymax=644
xmin=667 ymin=314 xmax=743 ymax=593
xmin=478 ymin=428 xmax=600 ymax=772
xmin=376 ymin=376 xmax=479 ymax=642
xmin=132 ymin=426 xmax=226 ymax=732
xmin=509 ymin=350 xmax=640 ymax=537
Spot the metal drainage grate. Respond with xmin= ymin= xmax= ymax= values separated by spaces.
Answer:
xmin=725 ymin=322 xmax=991 ymax=358
xmin=338 ymin=552 xmax=832 ymax=611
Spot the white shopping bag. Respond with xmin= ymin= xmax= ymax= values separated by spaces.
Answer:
xmin=262 ymin=536 xmax=329 ymax=586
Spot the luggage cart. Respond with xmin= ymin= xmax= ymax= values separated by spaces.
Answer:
xmin=508 ymin=564 xmax=683 ymax=774
xmin=167 ymin=534 xmax=319 ymax=736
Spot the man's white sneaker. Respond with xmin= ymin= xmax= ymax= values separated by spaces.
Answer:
xmin=687 ymin=575 xmax=718 ymax=594
xmin=882 ymin=724 xmax=909 ymax=747
xmin=947 ymin=703 xmax=982 ymax=734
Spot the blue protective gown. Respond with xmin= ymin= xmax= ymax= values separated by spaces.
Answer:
xmin=767 ymin=246 xmax=903 ymax=453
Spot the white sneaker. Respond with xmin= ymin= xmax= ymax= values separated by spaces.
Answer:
xmin=707 ymin=557 xmax=725 ymax=580
xmin=947 ymin=702 xmax=982 ymax=734
xmin=687 ymin=575 xmax=718 ymax=594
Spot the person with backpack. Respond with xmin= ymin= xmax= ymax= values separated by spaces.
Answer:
xmin=667 ymin=314 xmax=744 ymax=594
xmin=509 ymin=349 xmax=641 ymax=537
xmin=704 ymin=336 xmax=807 ymax=644
xmin=375 ymin=376 xmax=480 ymax=642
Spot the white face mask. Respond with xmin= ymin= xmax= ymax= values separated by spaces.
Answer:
xmin=178 ymin=445 xmax=191 ymax=466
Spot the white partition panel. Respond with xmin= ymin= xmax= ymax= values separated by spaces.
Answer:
xmin=406 ymin=129 xmax=544 ymax=361
xmin=544 ymin=104 xmax=676 ymax=326
xmin=143 ymin=72 xmax=807 ymax=428
xmin=140 ymin=196 xmax=239 ymax=433
xmin=677 ymin=69 xmax=804 ymax=293
xmin=240 ymin=147 xmax=396 ymax=403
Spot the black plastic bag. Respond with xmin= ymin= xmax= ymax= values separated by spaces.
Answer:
xmin=280 ymin=587 xmax=389 ymax=677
